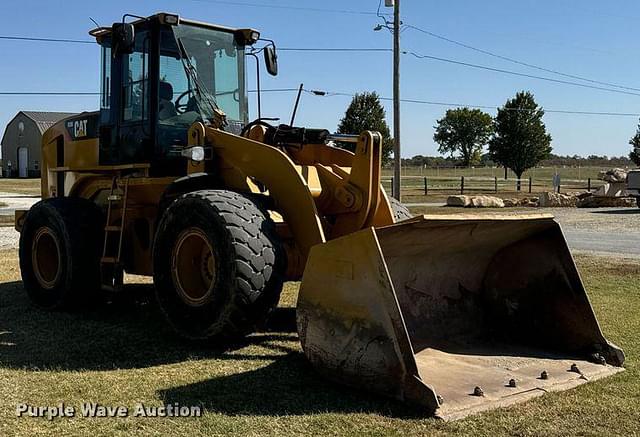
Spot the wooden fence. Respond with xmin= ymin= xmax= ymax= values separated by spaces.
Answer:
xmin=381 ymin=176 xmax=604 ymax=195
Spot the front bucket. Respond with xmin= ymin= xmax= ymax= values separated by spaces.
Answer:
xmin=296 ymin=215 xmax=624 ymax=419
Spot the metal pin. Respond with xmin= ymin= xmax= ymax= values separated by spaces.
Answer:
xmin=540 ymin=370 xmax=548 ymax=380
xmin=570 ymin=363 xmax=580 ymax=373
xmin=508 ymin=378 xmax=517 ymax=388
xmin=473 ymin=386 xmax=484 ymax=397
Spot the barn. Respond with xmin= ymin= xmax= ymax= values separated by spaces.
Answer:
xmin=1 ymin=111 xmax=76 ymax=178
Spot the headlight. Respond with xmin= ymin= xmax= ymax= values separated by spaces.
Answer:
xmin=163 ymin=14 xmax=179 ymax=25
xmin=181 ymin=146 xmax=205 ymax=162
xmin=235 ymin=29 xmax=260 ymax=46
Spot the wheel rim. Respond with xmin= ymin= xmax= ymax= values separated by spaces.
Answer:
xmin=171 ymin=228 xmax=216 ymax=307
xmin=31 ymin=227 xmax=62 ymax=290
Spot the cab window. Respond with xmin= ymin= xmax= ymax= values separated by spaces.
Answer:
xmin=122 ymin=32 xmax=150 ymax=122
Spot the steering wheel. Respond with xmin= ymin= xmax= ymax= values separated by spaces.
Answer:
xmin=240 ymin=119 xmax=276 ymax=138
xmin=212 ymin=88 xmax=241 ymax=103
xmin=175 ymin=90 xmax=194 ymax=114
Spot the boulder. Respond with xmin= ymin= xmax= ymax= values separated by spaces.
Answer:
xmin=470 ymin=195 xmax=505 ymax=208
xmin=576 ymin=195 xmax=636 ymax=208
xmin=593 ymin=182 xmax=628 ymax=198
xmin=447 ymin=195 xmax=472 ymax=207
xmin=538 ymin=192 xmax=577 ymax=207
xmin=575 ymin=191 xmax=593 ymax=200
xmin=598 ymin=168 xmax=628 ymax=183
xmin=503 ymin=198 xmax=518 ymax=207
xmin=518 ymin=197 xmax=539 ymax=207
xmin=447 ymin=195 xmax=505 ymax=208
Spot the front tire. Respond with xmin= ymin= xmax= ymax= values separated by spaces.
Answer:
xmin=153 ymin=190 xmax=285 ymax=340
xmin=19 ymin=197 xmax=103 ymax=310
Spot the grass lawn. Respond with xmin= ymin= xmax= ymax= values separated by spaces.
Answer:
xmin=0 ymin=217 xmax=14 ymax=227
xmin=0 ymin=179 xmax=41 ymax=196
xmin=0 ymin=249 xmax=638 ymax=436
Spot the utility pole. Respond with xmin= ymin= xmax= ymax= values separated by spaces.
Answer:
xmin=392 ymin=0 xmax=401 ymax=201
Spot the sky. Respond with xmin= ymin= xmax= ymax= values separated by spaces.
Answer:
xmin=1 ymin=0 xmax=639 ymax=158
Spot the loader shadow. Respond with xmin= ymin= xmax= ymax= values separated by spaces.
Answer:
xmin=0 ymin=280 xmax=421 ymax=418
xmin=159 ymin=353 xmax=424 ymax=418
xmin=0 ymin=280 xmax=298 ymax=371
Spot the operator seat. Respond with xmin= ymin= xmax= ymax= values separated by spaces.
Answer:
xmin=159 ymin=81 xmax=177 ymax=120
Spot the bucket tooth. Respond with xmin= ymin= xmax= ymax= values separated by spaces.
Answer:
xmin=297 ymin=215 xmax=624 ymax=419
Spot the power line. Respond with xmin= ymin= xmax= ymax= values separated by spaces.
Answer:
xmin=302 ymin=88 xmax=640 ymax=117
xmin=0 ymin=33 xmax=390 ymax=54
xmin=0 ymin=92 xmax=98 ymax=95
xmin=249 ymin=88 xmax=298 ymax=93
xmin=3 ymin=88 xmax=638 ymax=117
xmin=2 ymin=19 xmax=638 ymax=98
xmin=0 ymin=35 xmax=92 ymax=44
xmin=0 ymin=35 xmax=390 ymax=54
xmin=4 ymin=31 xmax=637 ymax=98
xmin=0 ymin=88 xmax=299 ymax=96
xmin=403 ymin=24 xmax=640 ymax=92
xmin=404 ymin=51 xmax=640 ymax=98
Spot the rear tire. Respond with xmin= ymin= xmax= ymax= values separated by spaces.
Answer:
xmin=19 ymin=197 xmax=103 ymax=310
xmin=153 ymin=190 xmax=285 ymax=340
xmin=389 ymin=196 xmax=413 ymax=222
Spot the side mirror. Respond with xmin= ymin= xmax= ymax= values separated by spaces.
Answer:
xmin=112 ymin=22 xmax=135 ymax=54
xmin=264 ymin=46 xmax=278 ymax=76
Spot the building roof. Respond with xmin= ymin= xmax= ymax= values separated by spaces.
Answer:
xmin=20 ymin=111 xmax=77 ymax=134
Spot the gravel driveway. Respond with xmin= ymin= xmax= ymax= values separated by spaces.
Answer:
xmin=550 ymin=207 xmax=640 ymax=258
xmin=0 ymin=191 xmax=39 ymax=250
xmin=0 ymin=191 xmax=40 ymax=215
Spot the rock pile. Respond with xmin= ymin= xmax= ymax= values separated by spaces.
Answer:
xmin=446 ymin=195 xmax=505 ymax=208
xmin=447 ymin=195 xmax=472 ymax=207
xmin=470 ymin=195 xmax=505 ymax=208
xmin=538 ymin=192 xmax=578 ymax=207
xmin=598 ymin=168 xmax=628 ymax=183
xmin=503 ymin=197 xmax=539 ymax=207
xmin=536 ymin=190 xmax=637 ymax=208
xmin=577 ymin=196 xmax=636 ymax=208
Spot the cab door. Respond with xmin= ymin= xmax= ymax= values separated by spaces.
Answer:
xmin=99 ymin=22 xmax=159 ymax=165
xmin=117 ymin=28 xmax=152 ymax=163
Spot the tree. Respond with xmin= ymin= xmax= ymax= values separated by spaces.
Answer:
xmin=489 ymin=91 xmax=552 ymax=190
xmin=433 ymin=108 xmax=494 ymax=167
xmin=336 ymin=92 xmax=393 ymax=164
xmin=629 ymin=120 xmax=640 ymax=166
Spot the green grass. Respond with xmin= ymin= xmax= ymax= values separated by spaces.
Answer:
xmin=0 ymin=217 xmax=14 ymax=227
xmin=0 ymin=250 xmax=638 ymax=436
xmin=0 ymin=179 xmax=41 ymax=196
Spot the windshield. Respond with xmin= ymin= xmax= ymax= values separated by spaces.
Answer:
xmin=159 ymin=24 xmax=247 ymax=129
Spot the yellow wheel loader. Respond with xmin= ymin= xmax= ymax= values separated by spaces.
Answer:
xmin=15 ymin=12 xmax=623 ymax=419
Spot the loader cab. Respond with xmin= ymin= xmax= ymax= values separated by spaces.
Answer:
xmin=92 ymin=13 xmax=256 ymax=175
